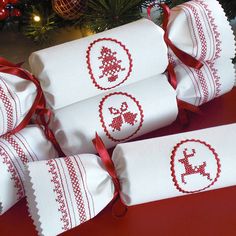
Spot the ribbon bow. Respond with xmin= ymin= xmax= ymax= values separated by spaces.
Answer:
xmin=93 ymin=133 xmax=127 ymax=217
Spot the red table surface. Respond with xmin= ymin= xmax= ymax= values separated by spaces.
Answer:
xmin=1 ymin=88 xmax=236 ymax=236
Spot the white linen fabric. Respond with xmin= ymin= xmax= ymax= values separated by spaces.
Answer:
xmin=174 ymin=58 xmax=235 ymax=106
xmin=0 ymin=72 xmax=37 ymax=136
xmin=51 ymin=75 xmax=178 ymax=155
xmin=168 ymin=0 xmax=236 ymax=61
xmin=29 ymin=19 xmax=168 ymax=110
xmin=25 ymin=154 xmax=114 ymax=236
xmin=113 ymin=123 xmax=236 ymax=206
xmin=25 ymin=123 xmax=236 ymax=236
xmin=0 ymin=125 xmax=57 ymax=215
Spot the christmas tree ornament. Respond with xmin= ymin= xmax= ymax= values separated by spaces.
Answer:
xmin=11 ymin=8 xmax=21 ymax=17
xmin=30 ymin=19 xmax=168 ymax=109
xmin=51 ymin=76 xmax=178 ymax=155
xmin=0 ymin=0 xmax=8 ymax=8
xmin=0 ymin=7 xmax=8 ymax=20
xmin=0 ymin=125 xmax=57 ymax=215
xmin=52 ymin=0 xmax=86 ymax=20
xmin=8 ymin=0 xmax=18 ymax=4
xmin=25 ymin=123 xmax=236 ymax=236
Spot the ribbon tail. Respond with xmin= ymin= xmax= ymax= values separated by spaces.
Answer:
xmin=177 ymin=99 xmax=202 ymax=126
xmin=160 ymin=3 xmax=203 ymax=70
xmin=93 ymin=133 xmax=127 ymax=217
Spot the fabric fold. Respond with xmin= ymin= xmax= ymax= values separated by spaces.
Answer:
xmin=25 ymin=154 xmax=114 ymax=236
xmin=0 ymin=72 xmax=37 ymax=136
xmin=174 ymin=58 xmax=235 ymax=106
xmin=0 ymin=125 xmax=57 ymax=215
xmin=168 ymin=0 xmax=235 ymax=61
xmin=25 ymin=123 xmax=236 ymax=235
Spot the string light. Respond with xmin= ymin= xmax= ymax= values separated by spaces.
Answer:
xmin=33 ymin=15 xmax=41 ymax=22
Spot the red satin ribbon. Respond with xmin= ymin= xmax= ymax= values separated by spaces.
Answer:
xmin=147 ymin=4 xmax=203 ymax=124
xmin=0 ymin=57 xmax=43 ymax=135
xmin=177 ymin=99 xmax=202 ymax=126
xmin=0 ymin=57 xmax=65 ymax=156
xmin=166 ymin=63 xmax=177 ymax=89
xmin=93 ymin=133 xmax=127 ymax=217
xmin=35 ymin=95 xmax=66 ymax=157
xmin=148 ymin=4 xmax=203 ymax=69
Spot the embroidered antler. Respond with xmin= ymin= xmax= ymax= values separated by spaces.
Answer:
xmin=179 ymin=148 xmax=212 ymax=184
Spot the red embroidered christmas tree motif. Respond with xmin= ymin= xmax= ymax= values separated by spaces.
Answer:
xmin=109 ymin=102 xmax=137 ymax=132
xmin=179 ymin=148 xmax=212 ymax=184
xmin=98 ymin=46 xmax=125 ymax=82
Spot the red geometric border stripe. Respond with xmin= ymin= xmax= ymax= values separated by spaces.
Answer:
xmin=47 ymin=159 xmax=70 ymax=231
xmin=64 ymin=156 xmax=87 ymax=224
xmin=0 ymin=147 xmax=24 ymax=200
xmin=0 ymin=85 xmax=14 ymax=132
xmin=2 ymin=135 xmax=29 ymax=165
xmin=197 ymin=0 xmax=221 ymax=60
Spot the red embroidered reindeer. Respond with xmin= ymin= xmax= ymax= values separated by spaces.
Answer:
xmin=109 ymin=102 xmax=137 ymax=132
xmin=179 ymin=148 xmax=212 ymax=184
xmin=98 ymin=46 xmax=125 ymax=82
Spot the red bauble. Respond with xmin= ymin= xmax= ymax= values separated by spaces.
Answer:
xmin=0 ymin=7 xmax=8 ymax=20
xmin=12 ymin=8 xmax=21 ymax=17
xmin=52 ymin=0 xmax=86 ymax=20
xmin=8 ymin=0 xmax=19 ymax=4
xmin=0 ymin=0 xmax=9 ymax=8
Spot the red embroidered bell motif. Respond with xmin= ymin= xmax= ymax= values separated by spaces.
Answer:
xmin=108 ymin=102 xmax=137 ymax=132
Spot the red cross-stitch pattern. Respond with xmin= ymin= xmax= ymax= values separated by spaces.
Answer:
xmin=0 ymin=85 xmax=14 ymax=132
xmin=0 ymin=147 xmax=24 ymax=200
xmin=183 ymin=3 xmax=207 ymax=61
xmin=109 ymin=102 xmax=137 ymax=132
xmin=64 ymin=157 xmax=87 ymax=224
xmin=2 ymin=135 xmax=29 ymax=165
xmin=196 ymin=0 xmax=221 ymax=60
xmin=170 ymin=139 xmax=221 ymax=194
xmin=87 ymin=38 xmax=133 ymax=90
xmin=99 ymin=92 xmax=144 ymax=142
xmin=183 ymin=1 xmax=221 ymax=61
xmin=195 ymin=68 xmax=209 ymax=104
xmin=98 ymin=46 xmax=125 ymax=82
xmin=207 ymin=61 xmax=221 ymax=97
xmin=179 ymin=148 xmax=212 ymax=184
xmin=47 ymin=159 xmax=70 ymax=231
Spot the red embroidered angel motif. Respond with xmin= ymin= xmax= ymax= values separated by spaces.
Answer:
xmin=109 ymin=102 xmax=137 ymax=132
xmin=98 ymin=46 xmax=125 ymax=82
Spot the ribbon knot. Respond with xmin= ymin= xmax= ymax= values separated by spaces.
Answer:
xmin=93 ymin=133 xmax=127 ymax=217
